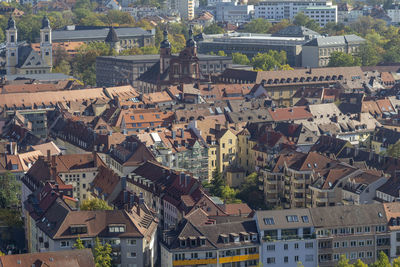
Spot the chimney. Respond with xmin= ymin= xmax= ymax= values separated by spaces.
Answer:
xmin=129 ymin=194 xmax=134 ymax=209
xmin=136 ymin=203 xmax=140 ymax=216
xmin=172 ymin=130 xmax=176 ymax=139
xmin=180 ymin=128 xmax=184 ymax=138
xmin=47 ymin=149 xmax=51 ymax=162
xmin=121 ymin=176 xmax=126 ymax=190
xmin=208 ymin=83 xmax=211 ymax=91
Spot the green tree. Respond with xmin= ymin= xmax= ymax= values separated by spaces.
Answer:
xmin=0 ymin=172 xmax=20 ymax=209
xmin=217 ymin=50 xmax=227 ymax=56
xmin=387 ymin=141 xmax=400 ymax=158
xmin=203 ymin=23 xmax=225 ymax=34
xmin=328 ymin=51 xmax=359 ymax=67
xmin=269 ymin=19 xmax=292 ymax=33
xmin=353 ymin=259 xmax=368 ymax=267
xmin=369 ymin=251 xmax=391 ymax=267
xmin=232 ymin=52 xmax=250 ymax=65
xmin=94 ymin=237 xmax=112 ymax=267
xmin=237 ymin=172 xmax=266 ymax=209
xmin=80 ymin=198 xmax=113 ymax=211
xmin=72 ymin=42 xmax=114 ymax=85
xmin=209 ymin=169 xmax=225 ymax=197
xmin=251 ymin=50 xmax=289 ymax=71
xmin=241 ymin=18 xmax=271 ymax=34
xmin=53 ymin=60 xmax=71 ymax=75
xmin=140 ymin=45 xmax=159 ymax=54
xmin=73 ymin=236 xmax=85 ymax=249
xmin=357 ymin=42 xmax=383 ymax=66
xmin=336 ymin=254 xmax=352 ymax=267
xmin=293 ymin=12 xmax=320 ymax=32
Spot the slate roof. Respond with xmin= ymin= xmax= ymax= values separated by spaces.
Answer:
xmin=16 ymin=45 xmax=49 ymax=69
xmin=105 ymin=27 xmax=119 ymax=43
xmin=52 ymin=27 xmax=152 ymax=42
xmin=310 ymin=203 xmax=387 ymax=227
xmin=272 ymin=25 xmax=320 ymax=38
xmin=303 ymin=34 xmax=365 ymax=47
xmin=0 ymin=249 xmax=95 ymax=267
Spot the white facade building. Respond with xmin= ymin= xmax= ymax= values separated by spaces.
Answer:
xmin=255 ymin=0 xmax=332 ymax=21
xmin=300 ymin=5 xmax=337 ymax=27
xmin=388 ymin=7 xmax=400 ymax=24
xmin=167 ymin=0 xmax=195 ymax=20
xmin=207 ymin=0 xmax=231 ymax=7
xmin=254 ymin=209 xmax=318 ymax=267
xmin=215 ymin=2 xmax=254 ymax=24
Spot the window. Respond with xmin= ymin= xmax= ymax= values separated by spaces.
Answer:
xmin=359 ymin=240 xmax=365 ymax=247
xmin=130 ymin=116 xmax=135 ymax=120
xmin=305 ymin=242 xmax=313 ymax=248
xmin=284 ymin=244 xmax=288 ymax=250
xmin=139 ymin=115 xmax=144 ymax=119
xmin=286 ymin=215 xmax=299 ymax=222
xmin=376 ymin=225 xmax=386 ymax=232
xmin=305 ymin=255 xmax=313 ymax=262
xmin=294 ymin=243 xmax=299 ymax=249
xmin=228 ymin=139 xmax=232 ymax=144
xmin=295 ymin=256 xmax=299 ymax=262
xmin=109 ymin=225 xmax=125 ymax=233
xmin=367 ymin=239 xmax=373 ymax=246
xmin=350 ymin=252 xmax=357 ymax=259
xmin=365 ymin=226 xmax=371 ymax=233
xmin=350 ymin=240 xmax=357 ymax=247
xmin=264 ymin=218 xmax=275 ymax=225
xmin=301 ymin=216 xmax=309 ymax=223
xmin=191 ymin=253 xmax=198 ymax=259
xmin=397 ymin=233 xmax=400 ymax=242
xmin=266 ymin=257 xmax=275 ymax=264
xmin=127 ymin=239 xmax=136 ymax=245
xmin=342 ymin=241 xmax=348 ymax=248
xmin=367 ymin=251 xmax=373 ymax=258
xmin=127 ymin=252 xmax=137 ymax=258
xmin=358 ymin=251 xmax=365 ymax=258
xmin=333 ymin=254 xmax=340 ymax=260
xmin=284 ymin=256 xmax=288 ymax=263
xmin=60 ymin=241 xmax=70 ymax=247
xmin=206 ymin=252 xmax=213 ymax=258
xmin=267 ymin=245 xmax=275 ymax=251
xmin=334 ymin=242 xmax=340 ymax=248
xmin=45 ymin=34 xmax=49 ymax=42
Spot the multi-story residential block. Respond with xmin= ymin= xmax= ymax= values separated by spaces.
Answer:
xmin=140 ymin=128 xmax=209 ymax=181
xmin=21 ymin=152 xmax=105 ymax=205
xmin=383 ymin=202 xmax=400 ymax=261
xmin=255 ymin=209 xmax=318 ymax=267
xmin=106 ymin=136 xmax=156 ymax=176
xmin=302 ymin=35 xmax=365 ymax=68
xmin=166 ymin=0 xmax=194 ymax=19
xmin=300 ymin=5 xmax=337 ymax=27
xmin=25 ymin=193 xmax=158 ymax=267
xmin=215 ymin=2 xmax=254 ymax=25
xmin=388 ymin=6 xmax=400 ymax=24
xmin=310 ymin=204 xmax=389 ymax=266
xmin=255 ymin=0 xmax=332 ymax=21
xmin=188 ymin=120 xmax=239 ymax=179
xmin=161 ymin=216 xmax=260 ymax=267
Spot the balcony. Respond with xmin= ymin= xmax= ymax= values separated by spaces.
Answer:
xmin=294 ymin=187 xmax=304 ymax=193
xmin=266 ymin=178 xmax=278 ymax=184
xmin=315 ymin=197 xmax=328 ymax=202
xmin=219 ymin=253 xmax=259 ymax=264
xmin=173 ymin=258 xmax=217 ymax=266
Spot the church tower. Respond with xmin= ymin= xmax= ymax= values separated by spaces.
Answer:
xmin=6 ymin=16 xmax=18 ymax=75
xmin=105 ymin=27 xmax=120 ymax=54
xmin=40 ymin=16 xmax=52 ymax=70
xmin=160 ymin=29 xmax=171 ymax=74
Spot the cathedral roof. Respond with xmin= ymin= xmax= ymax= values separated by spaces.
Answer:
xmin=7 ymin=16 xmax=16 ymax=30
xmin=105 ymin=27 xmax=119 ymax=43
xmin=17 ymin=45 xmax=49 ymax=69
xmin=41 ymin=16 xmax=51 ymax=29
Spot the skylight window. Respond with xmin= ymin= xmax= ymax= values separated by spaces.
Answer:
xmin=287 ymin=215 xmax=299 ymax=222
xmin=302 ymin=216 xmax=309 ymax=223
xmin=264 ymin=218 xmax=275 ymax=225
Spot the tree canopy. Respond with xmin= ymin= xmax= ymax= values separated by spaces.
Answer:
xmin=232 ymin=52 xmax=250 ymax=65
xmin=203 ymin=23 xmax=225 ymax=34
xmin=328 ymin=51 xmax=360 ymax=67
xmin=0 ymin=172 xmax=20 ymax=209
xmin=251 ymin=51 xmax=293 ymax=71
xmin=80 ymin=198 xmax=113 ymax=211
xmin=94 ymin=237 xmax=112 ymax=267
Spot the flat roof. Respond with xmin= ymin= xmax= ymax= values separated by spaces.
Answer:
xmin=98 ymin=54 xmax=232 ymax=61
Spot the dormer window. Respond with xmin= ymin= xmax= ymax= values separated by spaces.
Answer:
xmin=109 ymin=225 xmax=125 ymax=233
xmin=199 ymin=236 xmax=206 ymax=246
xmin=220 ymin=234 xmax=229 ymax=243
xmin=70 ymin=225 xmax=87 ymax=234
xmin=230 ymin=233 xmax=240 ymax=243
xmin=179 ymin=237 xmax=186 ymax=247
xmin=189 ymin=236 xmax=197 ymax=247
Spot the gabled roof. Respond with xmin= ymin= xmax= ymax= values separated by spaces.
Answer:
xmin=0 ymin=249 xmax=95 ymax=267
xmin=17 ymin=45 xmax=48 ymax=69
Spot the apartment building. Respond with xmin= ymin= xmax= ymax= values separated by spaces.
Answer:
xmin=255 ymin=0 xmax=332 ymax=21
xmin=300 ymin=5 xmax=338 ymax=27
xmin=254 ymin=209 xmax=318 ymax=267
xmin=310 ymin=204 xmax=389 ymax=266
xmin=166 ymin=0 xmax=194 ymax=19
xmin=215 ymin=2 xmax=254 ymax=25
xmin=161 ymin=217 xmax=260 ymax=267
xmin=21 ymin=152 xmax=106 ymax=205
xmin=31 ymin=201 xmax=158 ymax=267
xmin=261 ymin=151 xmax=335 ymax=209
